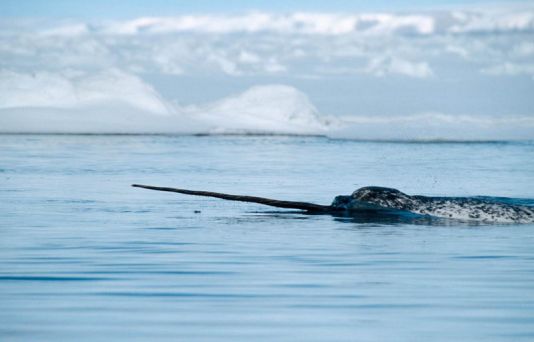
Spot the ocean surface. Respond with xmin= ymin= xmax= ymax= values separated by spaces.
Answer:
xmin=1 ymin=134 xmax=534 ymax=341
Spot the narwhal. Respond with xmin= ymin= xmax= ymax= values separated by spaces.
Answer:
xmin=132 ymin=184 xmax=534 ymax=224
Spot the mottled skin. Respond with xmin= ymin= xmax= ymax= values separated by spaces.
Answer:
xmin=333 ymin=186 xmax=534 ymax=223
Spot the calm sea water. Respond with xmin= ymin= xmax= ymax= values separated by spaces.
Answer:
xmin=1 ymin=134 xmax=534 ymax=341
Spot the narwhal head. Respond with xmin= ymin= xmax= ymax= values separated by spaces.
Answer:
xmin=330 ymin=187 xmax=414 ymax=210
xmin=331 ymin=195 xmax=353 ymax=209
xmin=350 ymin=186 xmax=414 ymax=210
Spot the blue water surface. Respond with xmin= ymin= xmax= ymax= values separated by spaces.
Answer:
xmin=1 ymin=134 xmax=534 ymax=341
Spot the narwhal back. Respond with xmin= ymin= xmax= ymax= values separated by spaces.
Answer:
xmin=333 ymin=186 xmax=534 ymax=223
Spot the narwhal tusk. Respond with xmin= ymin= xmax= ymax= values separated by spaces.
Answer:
xmin=132 ymin=184 xmax=332 ymax=212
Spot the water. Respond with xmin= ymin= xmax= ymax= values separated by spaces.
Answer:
xmin=1 ymin=134 xmax=534 ymax=341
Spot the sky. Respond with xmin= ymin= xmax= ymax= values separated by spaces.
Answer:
xmin=0 ymin=1 xmax=533 ymax=138
xmin=1 ymin=0 xmax=521 ymax=17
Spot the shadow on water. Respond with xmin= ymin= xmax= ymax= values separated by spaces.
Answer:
xmin=247 ymin=209 xmax=484 ymax=226
xmin=330 ymin=210 xmax=472 ymax=226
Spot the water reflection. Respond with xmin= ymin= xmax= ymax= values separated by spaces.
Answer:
xmin=246 ymin=209 xmax=484 ymax=226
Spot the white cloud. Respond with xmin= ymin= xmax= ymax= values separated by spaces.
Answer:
xmin=364 ymin=56 xmax=433 ymax=78
xmin=96 ymin=12 xmax=436 ymax=36
xmin=449 ymin=9 xmax=534 ymax=33
xmin=1 ymin=6 xmax=532 ymax=80
xmin=40 ymin=23 xmax=89 ymax=37
xmin=356 ymin=14 xmax=435 ymax=35
xmin=238 ymin=50 xmax=261 ymax=64
xmin=512 ymin=42 xmax=534 ymax=57
xmin=207 ymin=53 xmax=241 ymax=76
xmin=482 ymin=63 xmax=534 ymax=78
xmin=25 ymin=7 xmax=531 ymax=38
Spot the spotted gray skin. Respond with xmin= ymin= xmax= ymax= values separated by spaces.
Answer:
xmin=332 ymin=186 xmax=534 ymax=224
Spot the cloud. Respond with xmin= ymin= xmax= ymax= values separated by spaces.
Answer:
xmin=97 ymin=12 xmax=436 ymax=36
xmin=511 ymin=42 xmax=534 ymax=57
xmin=1 ymin=6 xmax=532 ymax=80
xmin=482 ymin=62 xmax=534 ymax=78
xmin=449 ymin=9 xmax=534 ymax=33
xmin=26 ymin=6 xmax=531 ymax=38
xmin=40 ymin=23 xmax=90 ymax=37
xmin=85 ymin=8 xmax=534 ymax=36
xmin=364 ymin=56 xmax=433 ymax=78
